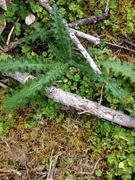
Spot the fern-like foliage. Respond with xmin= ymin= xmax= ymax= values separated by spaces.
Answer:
xmin=49 ymin=4 xmax=73 ymax=62
xmin=0 ymin=3 xmax=134 ymax=115
xmin=0 ymin=55 xmax=52 ymax=73
xmin=23 ymin=22 xmax=50 ymax=43
xmin=3 ymin=62 xmax=68 ymax=112
xmin=0 ymin=4 xmax=72 ymax=112
xmin=99 ymin=59 xmax=135 ymax=83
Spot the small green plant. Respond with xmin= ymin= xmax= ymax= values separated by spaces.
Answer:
xmin=0 ymin=2 xmax=135 ymax=180
xmin=82 ymin=0 xmax=135 ymax=40
xmin=0 ymin=4 xmax=135 ymax=119
xmin=83 ymin=118 xmax=135 ymax=180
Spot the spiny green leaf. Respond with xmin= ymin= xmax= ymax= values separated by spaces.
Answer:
xmin=0 ymin=56 xmax=53 ymax=73
xmin=3 ymin=63 xmax=68 ymax=112
xmin=99 ymin=59 xmax=135 ymax=83
xmin=51 ymin=4 xmax=73 ymax=62
xmin=105 ymin=80 xmax=123 ymax=100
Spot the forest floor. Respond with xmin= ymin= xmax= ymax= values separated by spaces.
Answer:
xmin=0 ymin=100 xmax=107 ymax=180
xmin=0 ymin=1 xmax=135 ymax=179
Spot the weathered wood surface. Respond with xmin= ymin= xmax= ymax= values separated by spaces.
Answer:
xmin=5 ymin=72 xmax=135 ymax=129
xmin=46 ymin=86 xmax=135 ymax=129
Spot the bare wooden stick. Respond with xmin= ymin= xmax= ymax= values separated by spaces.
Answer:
xmin=46 ymin=150 xmax=59 ymax=180
xmin=67 ymin=11 xmax=109 ymax=28
xmin=4 ymin=71 xmax=35 ymax=84
xmin=105 ymin=0 xmax=110 ymax=13
xmin=0 ymin=0 xmax=7 ymax=10
xmin=91 ymin=158 xmax=103 ymax=175
xmin=6 ymin=18 xmax=20 ymax=45
xmin=104 ymin=41 xmax=135 ymax=54
xmin=49 ymin=155 xmax=58 ymax=179
xmin=123 ymin=40 xmax=135 ymax=48
xmin=39 ymin=0 xmax=52 ymax=14
xmin=3 ymin=71 xmax=135 ymax=128
xmin=0 ymin=82 xmax=7 ymax=88
xmin=46 ymin=150 xmax=54 ymax=180
xmin=65 ymin=27 xmax=101 ymax=74
xmin=46 ymin=86 xmax=135 ymax=129
xmin=69 ymin=28 xmax=100 ymax=45
xmin=0 ymin=169 xmax=21 ymax=176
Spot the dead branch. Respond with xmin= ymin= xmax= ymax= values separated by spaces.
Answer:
xmin=0 ymin=82 xmax=7 ymax=88
xmin=38 ymin=0 xmax=52 ymax=14
xmin=65 ymin=27 xmax=101 ymax=74
xmin=46 ymin=150 xmax=59 ymax=180
xmin=0 ymin=169 xmax=21 ymax=176
xmin=67 ymin=11 xmax=109 ymax=28
xmin=38 ymin=0 xmax=109 ymax=28
xmin=46 ymin=86 xmax=135 ymax=129
xmin=0 ymin=0 xmax=7 ymax=10
xmin=69 ymin=28 xmax=100 ymax=45
xmin=104 ymin=41 xmax=135 ymax=54
xmin=4 ymin=71 xmax=35 ymax=84
xmin=4 ymin=71 xmax=135 ymax=129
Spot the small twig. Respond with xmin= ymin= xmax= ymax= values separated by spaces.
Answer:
xmin=38 ymin=174 xmax=48 ymax=180
xmin=39 ymin=0 xmax=52 ymax=14
xmin=99 ymin=83 xmax=105 ymax=105
xmin=65 ymin=27 xmax=101 ymax=74
xmin=69 ymin=28 xmax=100 ymax=45
xmin=25 ymin=166 xmax=31 ymax=180
xmin=0 ymin=46 xmax=4 ymax=51
xmin=49 ymin=155 xmax=58 ymax=179
xmin=67 ymin=11 xmax=109 ymax=28
xmin=0 ymin=79 xmax=10 ymax=83
xmin=6 ymin=18 xmax=20 ymax=45
xmin=104 ymin=41 xmax=135 ymax=54
xmin=91 ymin=158 xmax=103 ymax=175
xmin=0 ymin=82 xmax=8 ymax=88
xmin=46 ymin=150 xmax=54 ymax=180
xmin=105 ymin=0 xmax=110 ymax=13
xmin=123 ymin=40 xmax=135 ymax=48
xmin=0 ymin=169 xmax=21 ymax=176
xmin=46 ymin=150 xmax=59 ymax=180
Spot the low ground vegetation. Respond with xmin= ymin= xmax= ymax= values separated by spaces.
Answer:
xmin=0 ymin=0 xmax=135 ymax=179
